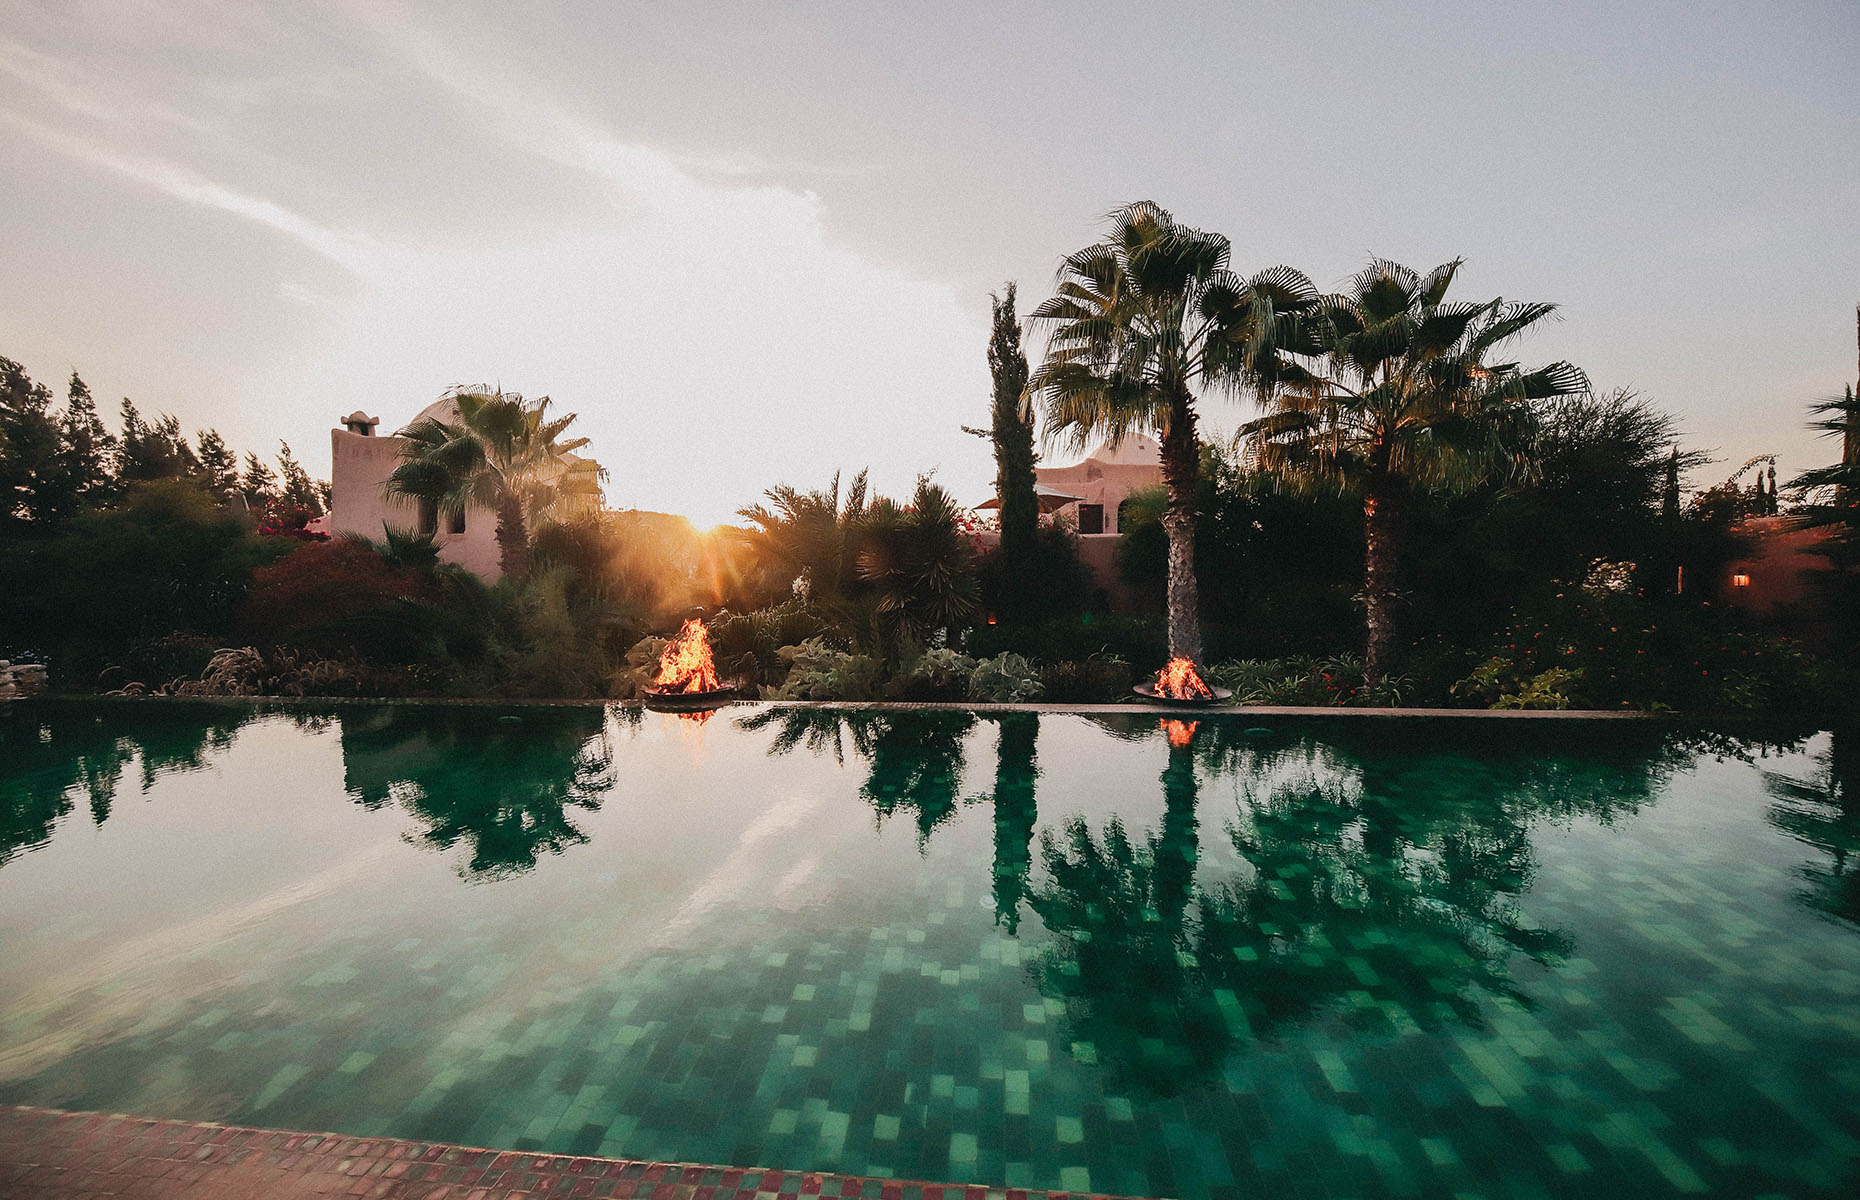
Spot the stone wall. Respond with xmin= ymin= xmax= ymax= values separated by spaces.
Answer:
xmin=0 ymin=660 xmax=46 ymax=700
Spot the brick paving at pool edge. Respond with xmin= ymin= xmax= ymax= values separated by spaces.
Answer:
xmin=0 ymin=1106 xmax=1158 ymax=1200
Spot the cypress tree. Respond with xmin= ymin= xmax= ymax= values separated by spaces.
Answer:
xmin=988 ymin=283 xmax=1038 ymax=626
xmin=1661 ymin=447 xmax=1680 ymax=523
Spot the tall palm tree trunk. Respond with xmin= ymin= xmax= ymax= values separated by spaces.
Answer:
xmin=1362 ymin=482 xmax=1403 ymax=682
xmin=1156 ymin=735 xmax=1200 ymax=931
xmin=1160 ymin=393 xmax=1204 ymax=662
xmin=496 ymin=494 xmax=531 ymax=581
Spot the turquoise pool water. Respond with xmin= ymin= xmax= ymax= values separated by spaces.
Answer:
xmin=0 ymin=701 xmax=1855 ymax=1199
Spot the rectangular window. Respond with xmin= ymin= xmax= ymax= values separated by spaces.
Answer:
xmin=417 ymin=497 xmax=438 ymax=537
xmin=448 ymin=508 xmax=466 ymax=535
xmin=1077 ymin=503 xmax=1105 ymax=535
xmin=1732 ymin=573 xmax=1751 ymax=588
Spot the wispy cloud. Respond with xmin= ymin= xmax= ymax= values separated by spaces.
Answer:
xmin=0 ymin=32 xmax=211 ymax=133
xmin=0 ymin=109 xmax=379 ymax=274
xmin=340 ymin=4 xmax=826 ymax=226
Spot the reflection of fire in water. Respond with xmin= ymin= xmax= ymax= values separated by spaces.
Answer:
xmin=1154 ymin=657 xmax=1215 ymax=701
xmin=674 ymin=709 xmax=715 ymax=728
xmin=654 ymin=618 xmax=723 ymax=694
xmin=1162 ymin=718 xmax=1199 ymax=748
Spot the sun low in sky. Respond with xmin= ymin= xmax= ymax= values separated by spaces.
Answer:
xmin=2 ymin=1 xmax=1856 ymax=526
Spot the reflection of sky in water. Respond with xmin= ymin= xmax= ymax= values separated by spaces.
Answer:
xmin=0 ymin=702 xmax=1856 ymax=1199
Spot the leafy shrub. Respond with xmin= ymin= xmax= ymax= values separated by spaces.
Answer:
xmin=1452 ymin=660 xmax=1581 ymax=709
xmin=130 ymin=645 xmax=425 ymax=697
xmin=968 ymin=652 xmax=1044 ymax=703
xmin=505 ymin=566 xmax=611 ymax=699
xmin=1461 ymin=587 xmax=1845 ymax=712
xmin=965 ymin=611 xmax=1164 ymax=668
xmin=708 ymin=602 xmax=829 ymax=687
xmin=771 ymin=636 xmax=885 ymax=701
xmin=1206 ymin=655 xmax=1412 ymax=706
xmin=1039 ymin=653 xmax=1135 ymax=701
xmin=0 ymin=479 xmax=286 ymax=681
xmin=612 ymin=635 xmax=671 ymax=698
xmin=100 ymin=632 xmax=220 ymax=692
xmin=239 ymin=539 xmax=431 ymax=658
xmin=886 ymin=646 xmax=978 ymax=701
xmin=976 ymin=523 xmax=1100 ymax=625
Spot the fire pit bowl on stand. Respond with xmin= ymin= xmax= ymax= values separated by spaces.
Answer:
xmin=1133 ymin=657 xmax=1232 ymax=705
xmin=643 ymin=682 xmax=740 ymax=711
xmin=641 ymin=617 xmax=741 ymax=712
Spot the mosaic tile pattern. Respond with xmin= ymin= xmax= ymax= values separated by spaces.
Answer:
xmin=1 ymin=701 xmax=1858 ymax=1199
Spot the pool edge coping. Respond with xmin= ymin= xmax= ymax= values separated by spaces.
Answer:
xmin=20 ymin=694 xmax=1686 ymax=718
xmin=0 ymin=1103 xmax=1165 ymax=1200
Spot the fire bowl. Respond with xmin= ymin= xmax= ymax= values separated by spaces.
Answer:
xmin=1132 ymin=682 xmax=1234 ymax=705
xmin=642 ymin=685 xmax=741 ymax=712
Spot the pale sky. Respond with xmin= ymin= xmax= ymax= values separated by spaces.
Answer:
xmin=2 ymin=0 xmax=1855 ymax=526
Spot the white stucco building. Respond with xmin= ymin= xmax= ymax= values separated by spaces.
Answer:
xmin=328 ymin=397 xmax=601 ymax=581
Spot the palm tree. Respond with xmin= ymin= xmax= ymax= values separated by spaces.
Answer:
xmin=856 ymin=476 xmax=981 ymax=649
xmin=385 ymin=388 xmax=603 ymax=581
xmin=1241 ymin=259 xmax=1586 ymax=680
xmin=737 ymin=469 xmax=873 ymax=610
xmin=1030 ymin=201 xmax=1316 ymax=662
xmin=1788 ymin=383 xmax=1860 ymax=534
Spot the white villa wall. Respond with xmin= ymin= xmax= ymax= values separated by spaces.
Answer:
xmin=328 ymin=423 xmax=503 ymax=581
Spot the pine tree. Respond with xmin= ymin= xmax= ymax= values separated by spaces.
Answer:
xmin=195 ymin=429 xmax=239 ymax=502
xmin=0 ymin=356 xmax=60 ymax=526
xmin=152 ymin=414 xmax=199 ymax=477
xmin=276 ymin=441 xmax=323 ymax=515
xmin=57 ymin=372 xmax=117 ymax=510
xmin=117 ymin=400 xmax=201 ymax=482
xmin=116 ymin=398 xmax=149 ymax=481
xmin=240 ymin=451 xmax=278 ymax=510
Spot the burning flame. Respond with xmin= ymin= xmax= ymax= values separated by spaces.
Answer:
xmin=1154 ymin=657 xmax=1214 ymax=701
xmin=1162 ymin=718 xmax=1199 ymax=748
xmin=653 ymin=618 xmax=723 ymax=693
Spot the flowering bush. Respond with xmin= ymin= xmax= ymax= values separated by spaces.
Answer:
xmin=238 ymin=540 xmax=431 ymax=657
xmin=256 ymin=505 xmax=328 ymax=540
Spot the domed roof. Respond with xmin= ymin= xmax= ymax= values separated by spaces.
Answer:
xmin=1089 ymin=434 xmax=1161 ymax=466
xmin=411 ymin=396 xmax=462 ymax=424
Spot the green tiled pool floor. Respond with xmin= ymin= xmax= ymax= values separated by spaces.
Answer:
xmin=1 ymin=701 xmax=1857 ymax=1198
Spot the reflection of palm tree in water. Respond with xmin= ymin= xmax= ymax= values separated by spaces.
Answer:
xmin=1031 ymin=720 xmax=1580 ymax=1099
xmin=0 ymin=700 xmax=249 ymax=866
xmin=338 ymin=706 xmax=614 ymax=880
xmin=743 ymin=709 xmax=1039 ymax=916
xmin=735 ymin=707 xmax=874 ymax=764
xmin=1028 ymin=721 xmax=1212 ymax=1095
xmin=857 ymin=712 xmax=975 ymax=845
xmin=738 ymin=708 xmax=976 ymax=847
xmin=1764 ymin=728 xmax=1860 ymax=926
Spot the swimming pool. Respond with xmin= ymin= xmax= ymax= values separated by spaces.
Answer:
xmin=1 ymin=700 xmax=1855 ymax=1198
